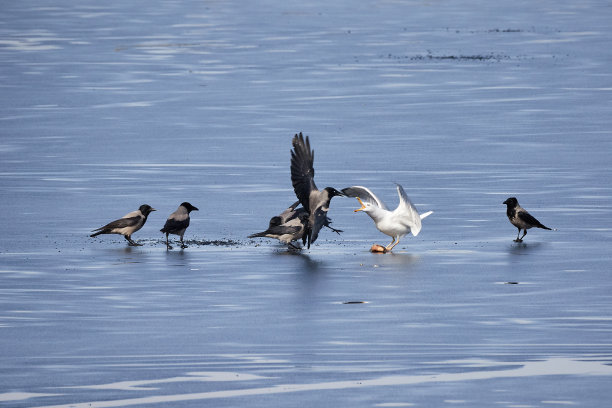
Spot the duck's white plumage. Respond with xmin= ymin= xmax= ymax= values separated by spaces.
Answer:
xmin=347 ymin=185 xmax=388 ymax=210
xmin=343 ymin=184 xmax=433 ymax=251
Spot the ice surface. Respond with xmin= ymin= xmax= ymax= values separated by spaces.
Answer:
xmin=1 ymin=0 xmax=611 ymax=407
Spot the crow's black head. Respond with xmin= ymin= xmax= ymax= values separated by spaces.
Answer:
xmin=181 ymin=202 xmax=199 ymax=212
xmin=324 ymin=187 xmax=345 ymax=198
xmin=139 ymin=204 xmax=156 ymax=216
xmin=503 ymin=197 xmax=518 ymax=208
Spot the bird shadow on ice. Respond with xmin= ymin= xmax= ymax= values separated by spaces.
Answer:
xmin=273 ymin=248 xmax=322 ymax=273
xmin=101 ymin=245 xmax=137 ymax=256
xmin=163 ymin=247 xmax=190 ymax=265
xmin=507 ymin=241 xmax=546 ymax=256
xmin=381 ymin=251 xmax=421 ymax=266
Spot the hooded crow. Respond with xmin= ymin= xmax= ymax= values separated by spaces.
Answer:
xmin=290 ymin=132 xmax=345 ymax=248
xmin=91 ymin=204 xmax=156 ymax=246
xmin=503 ymin=197 xmax=552 ymax=242
xmin=343 ymin=184 xmax=433 ymax=252
xmin=248 ymin=200 xmax=342 ymax=249
xmin=160 ymin=202 xmax=199 ymax=249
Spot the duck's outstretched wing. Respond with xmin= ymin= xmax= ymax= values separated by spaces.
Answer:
xmin=341 ymin=185 xmax=388 ymax=210
xmin=395 ymin=183 xmax=424 ymax=236
xmin=290 ymin=132 xmax=317 ymax=213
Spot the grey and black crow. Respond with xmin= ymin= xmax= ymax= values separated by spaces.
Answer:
xmin=503 ymin=197 xmax=552 ymax=242
xmin=290 ymin=132 xmax=345 ymax=248
xmin=91 ymin=204 xmax=156 ymax=246
xmin=248 ymin=200 xmax=342 ymax=249
xmin=160 ymin=202 xmax=199 ymax=249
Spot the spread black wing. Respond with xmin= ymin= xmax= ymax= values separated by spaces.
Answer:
xmin=290 ymin=132 xmax=317 ymax=213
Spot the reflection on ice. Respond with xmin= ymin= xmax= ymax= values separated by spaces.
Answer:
xmin=507 ymin=241 xmax=546 ymax=255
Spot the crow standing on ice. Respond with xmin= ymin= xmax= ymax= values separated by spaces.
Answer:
xmin=503 ymin=197 xmax=552 ymax=242
xmin=91 ymin=204 xmax=156 ymax=246
xmin=160 ymin=202 xmax=199 ymax=249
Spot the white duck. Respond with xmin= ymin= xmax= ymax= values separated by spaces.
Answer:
xmin=343 ymin=184 xmax=433 ymax=252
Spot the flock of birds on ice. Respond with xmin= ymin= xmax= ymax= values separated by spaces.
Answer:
xmin=90 ymin=132 xmax=553 ymax=252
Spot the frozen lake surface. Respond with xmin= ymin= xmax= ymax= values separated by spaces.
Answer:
xmin=1 ymin=0 xmax=612 ymax=407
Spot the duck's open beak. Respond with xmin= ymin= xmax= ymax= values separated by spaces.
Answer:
xmin=354 ymin=197 xmax=366 ymax=212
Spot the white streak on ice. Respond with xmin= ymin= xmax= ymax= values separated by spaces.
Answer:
xmin=64 ymin=371 xmax=269 ymax=391
xmin=33 ymin=358 xmax=612 ymax=408
xmin=0 ymin=392 xmax=61 ymax=402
